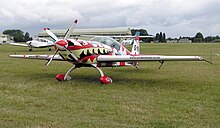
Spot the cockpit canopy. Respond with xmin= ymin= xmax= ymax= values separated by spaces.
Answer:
xmin=35 ymin=38 xmax=49 ymax=42
xmin=91 ymin=36 xmax=120 ymax=51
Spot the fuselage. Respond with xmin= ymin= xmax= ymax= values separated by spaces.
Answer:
xmin=58 ymin=37 xmax=134 ymax=67
xmin=26 ymin=38 xmax=54 ymax=48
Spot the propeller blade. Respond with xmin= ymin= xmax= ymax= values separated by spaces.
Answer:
xmin=47 ymin=49 xmax=59 ymax=66
xmin=44 ymin=28 xmax=59 ymax=41
xmin=63 ymin=46 xmax=78 ymax=61
xmin=64 ymin=20 xmax=78 ymax=40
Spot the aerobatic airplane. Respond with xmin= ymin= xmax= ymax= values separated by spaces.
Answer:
xmin=10 ymin=20 xmax=209 ymax=84
xmin=10 ymin=38 xmax=54 ymax=51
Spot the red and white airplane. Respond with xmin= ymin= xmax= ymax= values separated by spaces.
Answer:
xmin=10 ymin=20 xmax=208 ymax=84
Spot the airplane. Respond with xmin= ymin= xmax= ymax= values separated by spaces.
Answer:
xmin=10 ymin=38 xmax=54 ymax=51
xmin=10 ymin=19 xmax=210 ymax=84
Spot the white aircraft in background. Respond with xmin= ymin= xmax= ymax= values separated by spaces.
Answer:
xmin=10 ymin=38 xmax=54 ymax=51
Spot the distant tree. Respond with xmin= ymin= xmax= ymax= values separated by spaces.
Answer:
xmin=155 ymin=33 xmax=160 ymax=42
xmin=131 ymin=29 xmax=150 ymax=42
xmin=188 ymin=37 xmax=194 ymax=42
xmin=3 ymin=29 xmax=32 ymax=42
xmin=194 ymin=32 xmax=204 ymax=43
xmin=131 ymin=29 xmax=148 ymax=36
xmin=205 ymin=36 xmax=220 ymax=43
xmin=139 ymin=29 xmax=148 ymax=36
xmin=131 ymin=29 xmax=136 ymax=36
xmin=167 ymin=37 xmax=172 ymax=40
xmin=204 ymin=36 xmax=212 ymax=42
xmin=159 ymin=32 xmax=162 ymax=43
xmin=24 ymin=32 xmax=32 ymax=41
xmin=162 ymin=33 xmax=166 ymax=42
xmin=3 ymin=29 xmax=25 ymax=42
xmin=155 ymin=32 xmax=166 ymax=43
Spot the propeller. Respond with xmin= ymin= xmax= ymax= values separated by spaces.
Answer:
xmin=45 ymin=20 xmax=79 ymax=66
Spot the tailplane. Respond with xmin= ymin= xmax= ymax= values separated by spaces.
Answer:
xmin=131 ymin=32 xmax=140 ymax=55
xmin=131 ymin=32 xmax=141 ymax=69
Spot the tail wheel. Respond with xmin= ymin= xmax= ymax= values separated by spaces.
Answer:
xmin=100 ymin=76 xmax=112 ymax=84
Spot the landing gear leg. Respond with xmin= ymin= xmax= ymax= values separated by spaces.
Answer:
xmin=56 ymin=65 xmax=77 ymax=81
xmin=91 ymin=64 xmax=112 ymax=84
xmin=158 ymin=61 xmax=164 ymax=69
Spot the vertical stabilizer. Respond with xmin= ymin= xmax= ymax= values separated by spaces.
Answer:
xmin=131 ymin=32 xmax=140 ymax=55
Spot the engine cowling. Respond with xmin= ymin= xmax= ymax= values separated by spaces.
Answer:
xmin=55 ymin=40 xmax=68 ymax=50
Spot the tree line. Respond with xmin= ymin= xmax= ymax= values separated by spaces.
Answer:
xmin=131 ymin=29 xmax=220 ymax=43
xmin=166 ymin=32 xmax=220 ymax=43
xmin=188 ymin=32 xmax=220 ymax=43
xmin=3 ymin=29 xmax=32 ymax=42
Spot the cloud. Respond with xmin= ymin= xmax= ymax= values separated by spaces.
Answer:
xmin=1 ymin=0 xmax=220 ymax=37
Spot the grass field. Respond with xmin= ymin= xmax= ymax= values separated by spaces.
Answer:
xmin=0 ymin=43 xmax=220 ymax=127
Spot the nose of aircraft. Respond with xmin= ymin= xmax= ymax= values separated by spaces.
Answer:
xmin=56 ymin=40 xmax=68 ymax=46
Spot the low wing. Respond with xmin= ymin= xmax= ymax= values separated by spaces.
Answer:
xmin=10 ymin=43 xmax=29 ymax=47
xmin=97 ymin=55 xmax=204 ymax=62
xmin=33 ymin=44 xmax=54 ymax=48
xmin=10 ymin=55 xmax=63 ymax=60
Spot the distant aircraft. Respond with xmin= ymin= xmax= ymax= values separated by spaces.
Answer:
xmin=10 ymin=19 xmax=209 ymax=84
xmin=113 ymin=35 xmax=154 ymax=45
xmin=10 ymin=38 xmax=54 ymax=51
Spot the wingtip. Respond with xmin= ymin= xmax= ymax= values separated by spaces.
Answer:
xmin=74 ymin=20 xmax=78 ymax=24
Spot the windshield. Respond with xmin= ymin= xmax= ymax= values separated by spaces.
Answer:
xmin=91 ymin=37 xmax=120 ymax=51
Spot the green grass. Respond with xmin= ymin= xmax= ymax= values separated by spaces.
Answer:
xmin=1 ymin=43 xmax=220 ymax=127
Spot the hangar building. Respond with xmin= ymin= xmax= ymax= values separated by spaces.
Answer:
xmin=38 ymin=28 xmax=132 ymax=39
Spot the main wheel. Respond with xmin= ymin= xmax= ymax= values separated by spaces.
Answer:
xmin=56 ymin=74 xmax=65 ymax=81
xmin=100 ymin=76 xmax=112 ymax=84
xmin=56 ymin=74 xmax=72 ymax=81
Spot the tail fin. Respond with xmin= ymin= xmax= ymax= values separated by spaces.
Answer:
xmin=131 ymin=32 xmax=140 ymax=55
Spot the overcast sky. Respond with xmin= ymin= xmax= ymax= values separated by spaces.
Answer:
xmin=1 ymin=0 xmax=220 ymax=38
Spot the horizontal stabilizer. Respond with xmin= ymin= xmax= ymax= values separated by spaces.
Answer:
xmin=10 ymin=43 xmax=29 ymax=47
